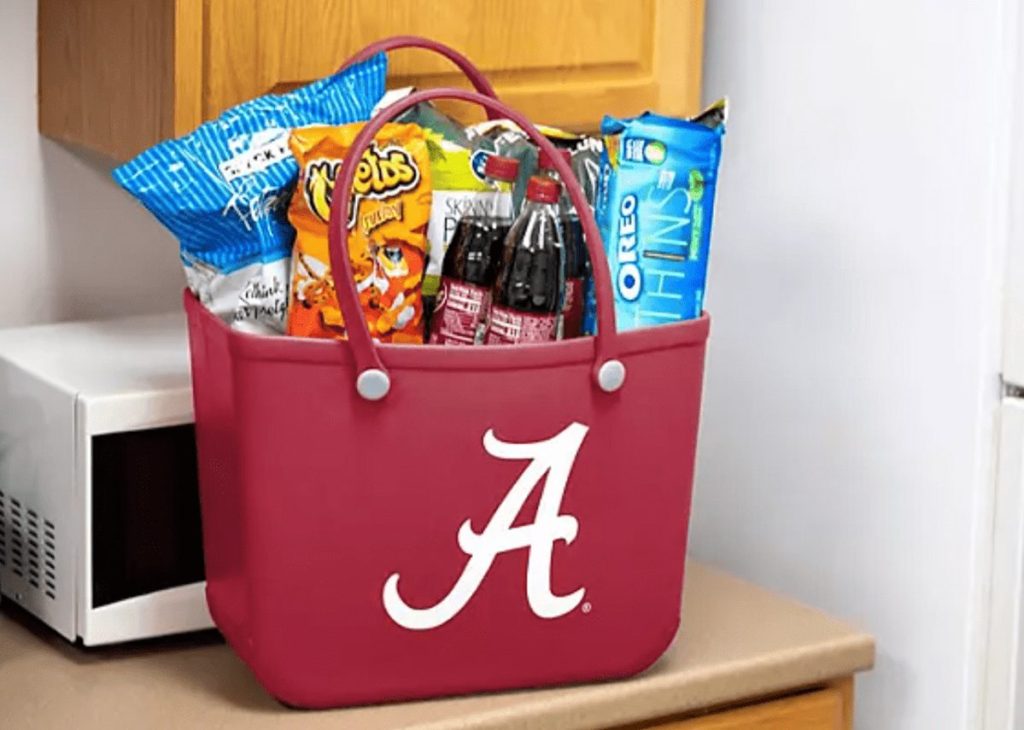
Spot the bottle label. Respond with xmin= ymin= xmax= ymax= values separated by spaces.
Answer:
xmin=430 ymin=278 xmax=491 ymax=345
xmin=424 ymin=190 xmax=512 ymax=292
xmin=561 ymin=277 xmax=584 ymax=339
xmin=485 ymin=305 xmax=557 ymax=345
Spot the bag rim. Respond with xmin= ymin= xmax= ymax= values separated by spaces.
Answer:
xmin=185 ymin=291 xmax=709 ymax=371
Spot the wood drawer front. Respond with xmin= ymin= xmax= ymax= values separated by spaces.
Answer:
xmin=644 ymin=688 xmax=846 ymax=730
xmin=204 ymin=0 xmax=705 ymax=133
xmin=39 ymin=0 xmax=705 ymax=160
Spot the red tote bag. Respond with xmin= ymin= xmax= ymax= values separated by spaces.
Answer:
xmin=185 ymin=38 xmax=710 ymax=709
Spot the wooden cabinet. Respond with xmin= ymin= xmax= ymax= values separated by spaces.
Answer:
xmin=38 ymin=0 xmax=705 ymax=161
xmin=641 ymin=679 xmax=855 ymax=730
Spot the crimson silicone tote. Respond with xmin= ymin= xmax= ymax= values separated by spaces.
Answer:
xmin=184 ymin=37 xmax=710 ymax=709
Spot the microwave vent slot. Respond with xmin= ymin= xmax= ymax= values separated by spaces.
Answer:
xmin=0 ymin=492 xmax=57 ymax=601
xmin=0 ymin=489 xmax=6 ymax=567
xmin=9 ymin=496 xmax=24 ymax=578
xmin=27 ymin=509 xmax=39 ymax=588
xmin=44 ymin=518 xmax=57 ymax=599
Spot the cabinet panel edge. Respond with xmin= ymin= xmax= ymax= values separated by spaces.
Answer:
xmin=38 ymin=0 xmax=184 ymax=161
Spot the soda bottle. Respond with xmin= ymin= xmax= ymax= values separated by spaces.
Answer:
xmin=484 ymin=176 xmax=564 ymax=345
xmin=429 ymin=155 xmax=519 ymax=345
xmin=538 ymin=148 xmax=589 ymax=339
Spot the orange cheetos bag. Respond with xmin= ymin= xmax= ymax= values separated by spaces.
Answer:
xmin=286 ymin=122 xmax=431 ymax=343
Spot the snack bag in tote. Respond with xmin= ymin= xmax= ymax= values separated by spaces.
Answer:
xmin=583 ymin=103 xmax=726 ymax=333
xmin=286 ymin=123 xmax=432 ymax=343
xmin=112 ymin=54 xmax=388 ymax=335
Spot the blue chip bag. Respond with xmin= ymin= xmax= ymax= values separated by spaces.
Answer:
xmin=583 ymin=103 xmax=725 ymax=332
xmin=112 ymin=54 xmax=388 ymax=334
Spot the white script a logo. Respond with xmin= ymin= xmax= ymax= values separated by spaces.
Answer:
xmin=382 ymin=422 xmax=589 ymax=631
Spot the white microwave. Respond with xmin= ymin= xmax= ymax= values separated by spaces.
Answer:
xmin=0 ymin=312 xmax=211 ymax=645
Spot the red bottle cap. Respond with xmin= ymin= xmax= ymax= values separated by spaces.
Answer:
xmin=525 ymin=176 xmax=561 ymax=204
xmin=537 ymin=148 xmax=572 ymax=171
xmin=484 ymin=155 xmax=520 ymax=182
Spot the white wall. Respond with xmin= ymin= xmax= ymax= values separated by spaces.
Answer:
xmin=0 ymin=0 xmax=182 ymax=328
xmin=693 ymin=2 xmax=1012 ymax=729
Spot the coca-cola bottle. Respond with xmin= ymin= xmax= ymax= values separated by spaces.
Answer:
xmin=430 ymin=155 xmax=519 ymax=345
xmin=537 ymin=148 xmax=588 ymax=339
xmin=483 ymin=176 xmax=564 ymax=345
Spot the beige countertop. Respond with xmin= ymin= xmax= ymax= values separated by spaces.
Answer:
xmin=0 ymin=563 xmax=874 ymax=729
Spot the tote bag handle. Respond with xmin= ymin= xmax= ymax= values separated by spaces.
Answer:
xmin=327 ymin=88 xmax=624 ymax=400
xmin=338 ymin=36 xmax=501 ymax=119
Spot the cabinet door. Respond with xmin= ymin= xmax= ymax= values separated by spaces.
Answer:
xmin=645 ymin=687 xmax=847 ymax=730
xmin=203 ymin=0 xmax=705 ymax=131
